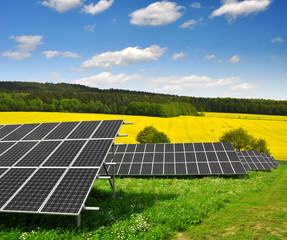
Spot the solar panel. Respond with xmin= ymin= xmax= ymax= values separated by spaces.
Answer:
xmin=103 ymin=142 xmax=246 ymax=176
xmin=23 ymin=122 xmax=60 ymax=140
xmin=44 ymin=122 xmax=79 ymax=140
xmin=0 ymin=142 xmax=16 ymax=155
xmin=261 ymin=153 xmax=279 ymax=168
xmin=41 ymin=168 xmax=99 ymax=215
xmin=72 ymin=139 xmax=113 ymax=167
xmin=16 ymin=141 xmax=61 ymax=167
xmin=3 ymin=168 xmax=65 ymax=212
xmin=0 ymin=168 xmax=36 ymax=208
xmin=92 ymin=120 xmax=123 ymax=138
xmin=2 ymin=124 xmax=39 ymax=141
xmin=0 ymin=125 xmax=21 ymax=140
xmin=43 ymin=140 xmax=86 ymax=167
xmin=0 ymin=142 xmax=38 ymax=166
xmin=237 ymin=151 xmax=273 ymax=171
xmin=68 ymin=121 xmax=100 ymax=139
xmin=0 ymin=120 xmax=124 ymax=217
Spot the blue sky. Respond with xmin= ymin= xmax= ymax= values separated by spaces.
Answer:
xmin=0 ymin=0 xmax=286 ymax=100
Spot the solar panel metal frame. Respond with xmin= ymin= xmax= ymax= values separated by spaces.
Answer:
xmin=103 ymin=142 xmax=246 ymax=176
xmin=0 ymin=120 xmax=124 ymax=216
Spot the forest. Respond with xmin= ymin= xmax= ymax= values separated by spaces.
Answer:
xmin=0 ymin=81 xmax=286 ymax=117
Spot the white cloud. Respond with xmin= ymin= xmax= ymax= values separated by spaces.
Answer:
xmin=81 ymin=45 xmax=167 ymax=68
xmin=210 ymin=0 xmax=272 ymax=21
xmin=129 ymin=1 xmax=185 ymax=26
xmin=81 ymin=0 xmax=113 ymax=15
xmin=205 ymin=54 xmax=216 ymax=60
xmin=149 ymin=75 xmax=243 ymax=94
xmin=43 ymin=50 xmax=80 ymax=59
xmin=180 ymin=19 xmax=197 ymax=29
xmin=41 ymin=0 xmax=83 ymax=13
xmin=2 ymin=35 xmax=43 ymax=60
xmin=9 ymin=35 xmax=44 ymax=51
xmin=72 ymin=72 xmax=143 ymax=88
xmin=226 ymin=82 xmax=260 ymax=96
xmin=51 ymin=72 xmax=60 ymax=78
xmin=84 ymin=23 xmax=97 ymax=32
xmin=271 ymin=37 xmax=284 ymax=43
xmin=228 ymin=55 xmax=241 ymax=63
xmin=1 ymin=51 xmax=31 ymax=60
xmin=172 ymin=51 xmax=186 ymax=60
xmin=191 ymin=2 xmax=203 ymax=8
xmin=180 ymin=18 xmax=203 ymax=29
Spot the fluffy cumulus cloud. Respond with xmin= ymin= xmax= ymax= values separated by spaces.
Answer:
xmin=228 ymin=55 xmax=241 ymax=63
xmin=41 ymin=0 xmax=113 ymax=14
xmin=81 ymin=0 xmax=113 ymax=15
xmin=129 ymin=1 xmax=185 ymax=26
xmin=205 ymin=54 xmax=216 ymax=60
xmin=72 ymin=72 xmax=142 ymax=88
xmin=271 ymin=37 xmax=284 ymax=43
xmin=2 ymin=35 xmax=43 ymax=60
xmin=42 ymin=50 xmax=80 ymax=59
xmin=172 ymin=51 xmax=186 ymax=60
xmin=81 ymin=45 xmax=167 ymax=68
xmin=41 ymin=0 xmax=83 ymax=12
xmin=210 ymin=0 xmax=272 ymax=21
xmin=226 ymin=82 xmax=260 ymax=96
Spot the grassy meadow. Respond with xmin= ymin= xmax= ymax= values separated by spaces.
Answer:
xmin=0 ymin=111 xmax=286 ymax=160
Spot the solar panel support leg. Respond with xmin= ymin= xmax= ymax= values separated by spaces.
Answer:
xmin=112 ymin=143 xmax=116 ymax=200
xmin=112 ymin=167 xmax=115 ymax=200
xmin=77 ymin=215 xmax=81 ymax=228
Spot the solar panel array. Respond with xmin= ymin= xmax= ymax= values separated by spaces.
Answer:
xmin=101 ymin=142 xmax=247 ymax=176
xmin=0 ymin=120 xmax=123 ymax=216
xmin=237 ymin=151 xmax=279 ymax=171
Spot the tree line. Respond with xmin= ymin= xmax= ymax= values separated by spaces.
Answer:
xmin=0 ymin=93 xmax=200 ymax=117
xmin=0 ymin=81 xmax=286 ymax=116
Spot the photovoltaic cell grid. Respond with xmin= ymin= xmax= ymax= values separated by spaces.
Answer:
xmin=237 ymin=151 xmax=279 ymax=170
xmin=0 ymin=120 xmax=124 ymax=215
xmin=262 ymin=153 xmax=279 ymax=168
xmin=101 ymin=142 xmax=247 ymax=176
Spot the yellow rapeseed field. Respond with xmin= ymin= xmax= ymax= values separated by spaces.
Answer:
xmin=1 ymin=111 xmax=286 ymax=160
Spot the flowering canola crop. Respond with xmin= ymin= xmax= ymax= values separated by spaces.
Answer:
xmin=1 ymin=112 xmax=286 ymax=160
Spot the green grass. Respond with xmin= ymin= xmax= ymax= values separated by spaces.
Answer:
xmin=175 ymin=161 xmax=287 ymax=240
xmin=0 ymin=164 xmax=286 ymax=240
